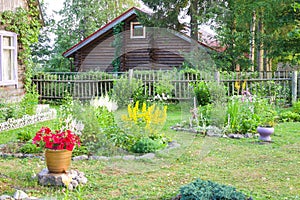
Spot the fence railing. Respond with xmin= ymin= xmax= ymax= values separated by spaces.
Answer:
xmin=32 ymin=70 xmax=297 ymax=104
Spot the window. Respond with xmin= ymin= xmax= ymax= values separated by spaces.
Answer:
xmin=130 ymin=22 xmax=145 ymax=39
xmin=0 ymin=31 xmax=18 ymax=87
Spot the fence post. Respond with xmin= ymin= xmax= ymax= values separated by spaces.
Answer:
xmin=292 ymin=71 xmax=298 ymax=104
xmin=214 ymin=71 xmax=220 ymax=83
xmin=129 ymin=69 xmax=134 ymax=82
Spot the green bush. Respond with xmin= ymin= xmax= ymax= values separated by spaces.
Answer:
xmin=279 ymin=111 xmax=300 ymax=122
xmin=193 ymin=81 xmax=211 ymax=106
xmin=111 ymin=77 xmax=143 ymax=107
xmin=19 ymin=142 xmax=42 ymax=154
xmin=20 ymin=84 xmax=39 ymax=116
xmin=292 ymin=100 xmax=300 ymax=114
xmin=180 ymin=178 xmax=247 ymax=200
xmin=17 ymin=130 xmax=33 ymax=142
xmin=131 ymin=137 xmax=165 ymax=153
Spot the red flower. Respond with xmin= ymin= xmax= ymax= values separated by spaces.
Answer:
xmin=32 ymin=127 xmax=81 ymax=151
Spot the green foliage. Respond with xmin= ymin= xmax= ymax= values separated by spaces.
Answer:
xmin=292 ymin=100 xmax=300 ymax=114
xmin=133 ymin=85 xmax=149 ymax=106
xmin=210 ymin=102 xmax=227 ymax=129
xmin=198 ymin=104 xmax=212 ymax=127
xmin=19 ymin=142 xmax=42 ymax=154
xmin=279 ymin=111 xmax=300 ymax=122
xmin=154 ymin=75 xmax=175 ymax=97
xmin=112 ymin=22 xmax=124 ymax=72
xmin=180 ymin=178 xmax=247 ymax=200
xmin=250 ymin=81 xmax=290 ymax=104
xmin=131 ymin=137 xmax=165 ymax=153
xmin=17 ymin=130 xmax=33 ymax=142
xmin=226 ymin=96 xmax=260 ymax=134
xmin=111 ymin=77 xmax=143 ymax=107
xmin=20 ymin=84 xmax=39 ymax=115
xmin=206 ymin=81 xmax=228 ymax=104
xmin=193 ymin=81 xmax=211 ymax=106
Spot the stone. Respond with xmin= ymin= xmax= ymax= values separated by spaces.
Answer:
xmin=228 ymin=134 xmax=235 ymax=138
xmin=0 ymin=195 xmax=13 ymax=200
xmin=244 ymin=133 xmax=253 ymax=138
xmin=68 ymin=184 xmax=74 ymax=191
xmin=235 ymin=134 xmax=244 ymax=139
xmin=89 ymin=156 xmax=109 ymax=160
xmin=72 ymin=155 xmax=88 ymax=161
xmin=71 ymin=180 xmax=79 ymax=188
xmin=69 ymin=170 xmax=78 ymax=179
xmin=13 ymin=190 xmax=28 ymax=199
xmin=37 ymin=168 xmax=72 ymax=187
xmin=222 ymin=134 xmax=228 ymax=138
xmin=167 ymin=141 xmax=180 ymax=149
xmin=136 ymin=153 xmax=155 ymax=160
xmin=13 ymin=153 xmax=23 ymax=158
xmin=37 ymin=168 xmax=88 ymax=189
xmin=76 ymin=176 xmax=88 ymax=184
xmin=122 ymin=155 xmax=135 ymax=160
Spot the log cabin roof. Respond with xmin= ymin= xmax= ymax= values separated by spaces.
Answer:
xmin=63 ymin=7 xmax=217 ymax=58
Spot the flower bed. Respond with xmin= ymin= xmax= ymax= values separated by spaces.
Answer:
xmin=0 ymin=105 xmax=56 ymax=132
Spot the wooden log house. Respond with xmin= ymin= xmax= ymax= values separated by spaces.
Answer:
xmin=63 ymin=7 xmax=215 ymax=72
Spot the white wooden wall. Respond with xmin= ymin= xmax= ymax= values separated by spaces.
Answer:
xmin=0 ymin=0 xmax=26 ymax=12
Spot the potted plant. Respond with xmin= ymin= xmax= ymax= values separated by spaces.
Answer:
xmin=257 ymin=105 xmax=277 ymax=142
xmin=32 ymin=127 xmax=81 ymax=173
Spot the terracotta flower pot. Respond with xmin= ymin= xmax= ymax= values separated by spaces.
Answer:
xmin=257 ymin=126 xmax=274 ymax=142
xmin=45 ymin=149 xmax=72 ymax=173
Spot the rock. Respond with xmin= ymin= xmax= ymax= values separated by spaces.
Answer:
xmin=112 ymin=156 xmax=122 ymax=159
xmin=245 ymin=133 xmax=253 ymax=138
xmin=228 ymin=134 xmax=235 ymax=138
xmin=68 ymin=184 xmax=74 ymax=191
xmin=37 ymin=168 xmax=88 ymax=189
xmin=89 ymin=156 xmax=110 ymax=161
xmin=71 ymin=180 xmax=79 ymax=188
xmin=69 ymin=170 xmax=78 ymax=179
xmin=122 ymin=155 xmax=135 ymax=160
xmin=37 ymin=168 xmax=72 ymax=187
xmin=167 ymin=141 xmax=180 ymax=149
xmin=28 ymin=196 xmax=39 ymax=199
xmin=13 ymin=190 xmax=28 ymax=199
xmin=222 ymin=134 xmax=228 ymax=138
xmin=13 ymin=153 xmax=23 ymax=158
xmin=72 ymin=155 xmax=88 ymax=161
xmin=235 ymin=134 xmax=244 ymax=139
xmin=76 ymin=176 xmax=88 ymax=184
xmin=136 ymin=153 xmax=155 ymax=160
xmin=0 ymin=195 xmax=13 ymax=200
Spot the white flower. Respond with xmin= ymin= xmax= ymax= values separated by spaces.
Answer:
xmin=90 ymin=94 xmax=118 ymax=112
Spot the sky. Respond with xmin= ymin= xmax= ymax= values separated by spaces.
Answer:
xmin=43 ymin=0 xmax=64 ymax=21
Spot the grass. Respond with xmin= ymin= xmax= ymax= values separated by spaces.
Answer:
xmin=0 ymin=104 xmax=299 ymax=199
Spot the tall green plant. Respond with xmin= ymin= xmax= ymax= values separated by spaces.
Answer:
xmin=193 ymin=81 xmax=211 ymax=106
xmin=111 ymin=77 xmax=143 ymax=107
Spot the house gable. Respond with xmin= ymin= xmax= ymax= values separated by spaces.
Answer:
xmin=63 ymin=7 xmax=214 ymax=72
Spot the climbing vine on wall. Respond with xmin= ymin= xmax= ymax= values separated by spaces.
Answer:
xmin=0 ymin=0 xmax=42 ymax=90
xmin=112 ymin=22 xmax=124 ymax=72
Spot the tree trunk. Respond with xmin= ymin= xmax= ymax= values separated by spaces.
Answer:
xmin=250 ymin=11 xmax=256 ymax=71
xmin=257 ymin=17 xmax=264 ymax=75
xmin=190 ymin=0 xmax=198 ymax=40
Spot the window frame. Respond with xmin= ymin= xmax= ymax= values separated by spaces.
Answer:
xmin=0 ymin=30 xmax=18 ymax=87
xmin=130 ymin=22 xmax=146 ymax=39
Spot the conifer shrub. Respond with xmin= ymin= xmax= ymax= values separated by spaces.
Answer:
xmin=180 ymin=178 xmax=247 ymax=200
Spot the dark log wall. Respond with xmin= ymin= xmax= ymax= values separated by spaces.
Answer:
xmin=73 ymin=14 xmax=198 ymax=72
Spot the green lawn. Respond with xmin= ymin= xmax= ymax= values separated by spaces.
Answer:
xmin=0 ymin=106 xmax=299 ymax=199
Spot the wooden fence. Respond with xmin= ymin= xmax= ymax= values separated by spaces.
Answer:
xmin=32 ymin=70 xmax=297 ymax=104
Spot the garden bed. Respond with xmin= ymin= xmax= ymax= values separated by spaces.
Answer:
xmin=0 ymin=104 xmax=56 ymax=132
